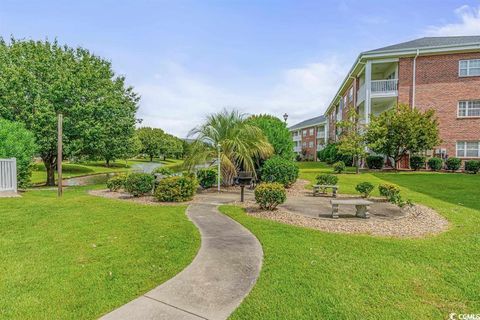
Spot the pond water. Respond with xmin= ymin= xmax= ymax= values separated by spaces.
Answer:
xmin=64 ymin=162 xmax=164 ymax=186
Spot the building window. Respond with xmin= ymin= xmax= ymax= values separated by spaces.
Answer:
xmin=308 ymin=141 xmax=313 ymax=148
xmin=458 ymin=100 xmax=480 ymax=117
xmin=309 ymin=128 xmax=314 ymax=136
xmin=457 ymin=141 xmax=480 ymax=158
xmin=302 ymin=130 xmax=307 ymax=137
xmin=459 ymin=59 xmax=480 ymax=77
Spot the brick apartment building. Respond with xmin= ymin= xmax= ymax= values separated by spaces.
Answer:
xmin=289 ymin=115 xmax=327 ymax=160
xmin=324 ymin=36 xmax=480 ymax=168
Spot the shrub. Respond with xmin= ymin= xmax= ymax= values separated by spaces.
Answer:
xmin=319 ymin=143 xmax=353 ymax=166
xmin=445 ymin=157 xmax=461 ymax=172
xmin=409 ymin=156 xmax=426 ymax=171
xmin=295 ymin=154 xmax=302 ymax=162
xmin=315 ymin=174 xmax=338 ymax=186
xmin=254 ymin=182 xmax=286 ymax=210
xmin=465 ymin=160 xmax=480 ymax=174
xmin=355 ymin=182 xmax=374 ymax=198
xmin=261 ymin=156 xmax=299 ymax=188
xmin=154 ymin=175 xmax=197 ymax=202
xmin=152 ymin=167 xmax=174 ymax=176
xmin=106 ymin=175 xmax=126 ymax=191
xmin=427 ymin=157 xmax=443 ymax=171
xmin=332 ymin=161 xmax=346 ymax=174
xmin=196 ymin=168 xmax=217 ymax=189
xmin=366 ymin=155 xmax=384 ymax=169
xmin=378 ymin=183 xmax=411 ymax=207
xmin=124 ymin=173 xmax=155 ymax=197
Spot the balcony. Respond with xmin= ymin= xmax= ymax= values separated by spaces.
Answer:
xmin=293 ymin=135 xmax=301 ymax=141
xmin=357 ymin=84 xmax=365 ymax=105
xmin=371 ymin=79 xmax=398 ymax=97
xmin=294 ymin=146 xmax=302 ymax=152
xmin=316 ymin=131 xmax=325 ymax=139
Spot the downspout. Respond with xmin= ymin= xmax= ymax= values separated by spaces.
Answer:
xmin=412 ymin=49 xmax=419 ymax=109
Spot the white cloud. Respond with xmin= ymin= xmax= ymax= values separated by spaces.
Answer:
xmin=136 ymin=59 xmax=347 ymax=137
xmin=425 ymin=5 xmax=480 ymax=36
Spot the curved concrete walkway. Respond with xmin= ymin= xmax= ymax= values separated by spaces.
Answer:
xmin=101 ymin=199 xmax=263 ymax=320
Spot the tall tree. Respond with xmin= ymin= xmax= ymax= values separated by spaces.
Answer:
xmin=0 ymin=38 xmax=139 ymax=185
xmin=336 ymin=108 xmax=367 ymax=174
xmin=247 ymin=114 xmax=295 ymax=160
xmin=185 ymin=109 xmax=273 ymax=185
xmin=0 ymin=119 xmax=37 ymax=188
xmin=136 ymin=127 xmax=165 ymax=161
xmin=365 ymin=104 xmax=440 ymax=168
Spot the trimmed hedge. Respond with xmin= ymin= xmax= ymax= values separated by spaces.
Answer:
xmin=196 ymin=168 xmax=217 ymax=189
xmin=366 ymin=155 xmax=384 ymax=169
xmin=409 ymin=156 xmax=425 ymax=171
xmin=427 ymin=157 xmax=443 ymax=171
xmin=356 ymin=182 xmax=374 ymax=198
xmin=317 ymin=143 xmax=353 ymax=166
xmin=333 ymin=161 xmax=345 ymax=174
xmin=445 ymin=157 xmax=461 ymax=172
xmin=254 ymin=182 xmax=286 ymax=210
xmin=315 ymin=174 xmax=338 ymax=186
xmin=261 ymin=156 xmax=299 ymax=188
xmin=154 ymin=175 xmax=197 ymax=202
xmin=124 ymin=173 xmax=155 ymax=197
xmin=106 ymin=174 xmax=126 ymax=192
xmin=465 ymin=160 xmax=480 ymax=174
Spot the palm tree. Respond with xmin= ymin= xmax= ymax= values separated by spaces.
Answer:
xmin=185 ymin=109 xmax=273 ymax=185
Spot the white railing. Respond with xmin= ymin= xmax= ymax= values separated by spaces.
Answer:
xmin=293 ymin=146 xmax=302 ymax=152
xmin=293 ymin=135 xmax=301 ymax=141
xmin=316 ymin=132 xmax=325 ymax=139
xmin=357 ymin=84 xmax=365 ymax=105
xmin=0 ymin=158 xmax=17 ymax=193
xmin=371 ymin=79 xmax=398 ymax=94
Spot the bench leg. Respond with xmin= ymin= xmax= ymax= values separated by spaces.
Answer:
xmin=332 ymin=187 xmax=337 ymax=198
xmin=355 ymin=205 xmax=370 ymax=219
xmin=331 ymin=204 xmax=339 ymax=219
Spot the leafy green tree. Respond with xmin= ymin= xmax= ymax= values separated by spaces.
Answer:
xmin=136 ymin=127 xmax=165 ymax=161
xmin=0 ymin=119 xmax=37 ymax=188
xmin=337 ymin=108 xmax=367 ymax=173
xmin=0 ymin=38 xmax=139 ymax=185
xmin=365 ymin=104 xmax=440 ymax=168
xmin=247 ymin=114 xmax=295 ymax=160
xmin=185 ymin=109 xmax=273 ymax=185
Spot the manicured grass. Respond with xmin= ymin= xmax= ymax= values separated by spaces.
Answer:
xmin=220 ymin=162 xmax=480 ymax=319
xmin=0 ymin=186 xmax=199 ymax=319
xmin=30 ymin=159 xmax=185 ymax=185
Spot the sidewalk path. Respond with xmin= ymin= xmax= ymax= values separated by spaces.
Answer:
xmin=101 ymin=198 xmax=263 ymax=320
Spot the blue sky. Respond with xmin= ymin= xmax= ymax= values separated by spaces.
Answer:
xmin=1 ymin=0 xmax=479 ymax=136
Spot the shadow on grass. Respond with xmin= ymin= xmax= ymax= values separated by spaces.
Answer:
xmin=372 ymin=172 xmax=480 ymax=211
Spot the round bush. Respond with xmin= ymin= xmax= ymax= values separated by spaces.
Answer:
xmin=378 ymin=183 xmax=408 ymax=207
xmin=124 ymin=173 xmax=155 ymax=197
xmin=152 ymin=167 xmax=174 ymax=176
xmin=427 ymin=157 xmax=443 ymax=171
xmin=254 ymin=182 xmax=286 ymax=210
xmin=355 ymin=182 xmax=374 ymax=198
xmin=409 ymin=156 xmax=426 ymax=171
xmin=465 ymin=160 xmax=480 ymax=174
xmin=106 ymin=174 xmax=126 ymax=192
xmin=154 ymin=176 xmax=197 ymax=202
xmin=196 ymin=168 xmax=217 ymax=189
xmin=366 ymin=155 xmax=384 ymax=169
xmin=332 ymin=161 xmax=346 ymax=174
xmin=315 ymin=174 xmax=338 ymax=186
xmin=445 ymin=157 xmax=461 ymax=172
xmin=261 ymin=156 xmax=299 ymax=188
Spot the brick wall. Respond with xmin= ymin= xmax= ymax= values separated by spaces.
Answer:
xmin=300 ymin=126 xmax=317 ymax=159
xmin=398 ymin=52 xmax=480 ymax=159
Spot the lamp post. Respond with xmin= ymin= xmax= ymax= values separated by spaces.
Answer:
xmin=217 ymin=143 xmax=221 ymax=193
xmin=57 ymin=112 xmax=63 ymax=197
xmin=283 ymin=113 xmax=288 ymax=123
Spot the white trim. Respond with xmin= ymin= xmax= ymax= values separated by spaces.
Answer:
xmin=459 ymin=59 xmax=480 ymax=77
xmin=456 ymin=141 xmax=480 ymax=158
xmin=457 ymin=100 xmax=480 ymax=117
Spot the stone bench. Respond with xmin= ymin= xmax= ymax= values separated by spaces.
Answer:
xmin=330 ymin=199 xmax=373 ymax=219
xmin=313 ymin=184 xmax=338 ymax=198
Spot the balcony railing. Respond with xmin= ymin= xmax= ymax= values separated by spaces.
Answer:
xmin=371 ymin=79 xmax=398 ymax=95
xmin=293 ymin=135 xmax=301 ymax=141
xmin=294 ymin=146 xmax=302 ymax=152
xmin=316 ymin=132 xmax=325 ymax=139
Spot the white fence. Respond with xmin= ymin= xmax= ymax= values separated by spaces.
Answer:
xmin=0 ymin=158 xmax=17 ymax=193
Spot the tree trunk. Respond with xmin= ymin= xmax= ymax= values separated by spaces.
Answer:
xmin=355 ymin=156 xmax=360 ymax=174
xmin=150 ymin=155 xmax=153 ymax=162
xmin=106 ymin=159 xmax=110 ymax=167
xmin=43 ymin=155 xmax=56 ymax=186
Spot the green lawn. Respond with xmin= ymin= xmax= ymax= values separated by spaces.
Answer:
xmin=31 ymin=158 xmax=184 ymax=185
xmin=220 ymin=162 xmax=480 ymax=319
xmin=0 ymin=186 xmax=199 ymax=319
